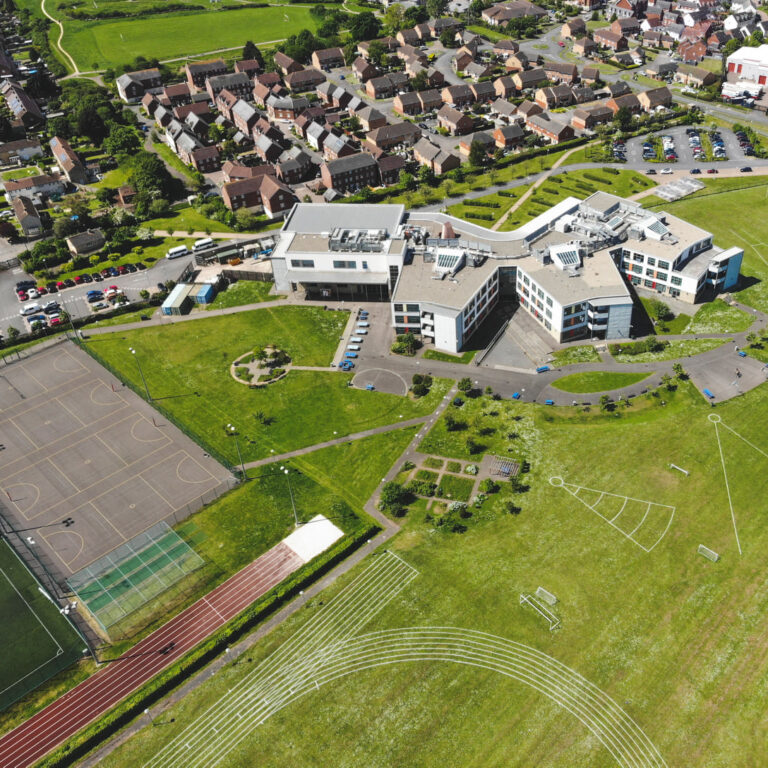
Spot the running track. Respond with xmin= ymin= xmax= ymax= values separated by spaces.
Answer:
xmin=0 ymin=542 xmax=304 ymax=768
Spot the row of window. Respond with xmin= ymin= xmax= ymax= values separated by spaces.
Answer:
xmin=393 ymin=303 xmax=420 ymax=312
xmin=622 ymin=249 xmax=672 ymax=272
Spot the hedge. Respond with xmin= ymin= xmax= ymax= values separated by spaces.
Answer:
xmin=37 ymin=522 xmax=379 ymax=768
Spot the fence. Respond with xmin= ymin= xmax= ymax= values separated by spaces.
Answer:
xmin=221 ymin=268 xmax=274 ymax=283
xmin=0 ymin=255 xmax=20 ymax=270
xmin=1 ymin=334 xmax=69 ymax=365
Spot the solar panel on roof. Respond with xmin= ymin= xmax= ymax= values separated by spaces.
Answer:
xmin=558 ymin=250 xmax=580 ymax=266
xmin=647 ymin=219 xmax=669 ymax=236
xmin=437 ymin=252 xmax=461 ymax=269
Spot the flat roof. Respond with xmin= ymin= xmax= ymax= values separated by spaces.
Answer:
xmin=286 ymin=232 xmax=402 ymax=256
xmin=282 ymin=203 xmax=405 ymax=234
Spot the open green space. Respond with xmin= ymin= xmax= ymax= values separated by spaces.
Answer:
xmin=55 ymin=6 xmax=317 ymax=70
xmin=85 ymin=307 xmax=451 ymax=464
xmin=498 ymin=168 xmax=655 ymax=230
xmin=144 ymin=204 xmax=236 ymax=235
xmin=421 ymin=348 xmax=477 ymax=364
xmin=99 ymin=377 xmax=768 ymax=768
xmin=639 ymin=296 xmax=692 ymax=335
xmin=611 ymin=337 xmax=728 ymax=363
xmin=2 ymin=166 xmax=40 ymax=181
xmin=0 ymin=539 xmax=84 ymax=711
xmin=94 ymin=166 xmax=132 ymax=189
xmin=205 ymin=280 xmax=284 ymax=310
xmin=436 ymin=473 xmax=475 ymax=501
xmin=152 ymin=143 xmax=199 ymax=183
xmin=87 ymin=307 xmax=156 ymax=328
xmin=551 ymin=370 xmax=652 ymax=393
xmin=549 ymin=345 xmax=601 ymax=366
xmin=683 ymin=299 xmax=754 ymax=334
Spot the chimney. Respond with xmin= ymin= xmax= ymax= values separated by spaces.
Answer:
xmin=441 ymin=221 xmax=455 ymax=240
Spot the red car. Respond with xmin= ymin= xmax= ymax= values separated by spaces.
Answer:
xmin=101 ymin=268 xmax=112 ymax=277
xmin=17 ymin=292 xmax=27 ymax=302
xmin=36 ymin=286 xmax=47 ymax=295
xmin=117 ymin=265 xmax=128 ymax=274
xmin=56 ymin=281 xmax=66 ymax=289
xmin=50 ymin=317 xmax=62 ymax=326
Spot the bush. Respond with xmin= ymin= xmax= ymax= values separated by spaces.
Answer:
xmin=479 ymin=478 xmax=499 ymax=494
xmin=465 ymin=464 xmax=479 ymax=475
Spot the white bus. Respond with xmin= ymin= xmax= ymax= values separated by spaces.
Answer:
xmin=165 ymin=245 xmax=190 ymax=260
xmin=193 ymin=237 xmax=214 ymax=252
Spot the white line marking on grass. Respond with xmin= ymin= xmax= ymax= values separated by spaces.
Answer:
xmin=711 ymin=419 xmax=743 ymax=555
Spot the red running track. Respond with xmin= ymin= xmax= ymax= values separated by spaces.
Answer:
xmin=0 ymin=542 xmax=304 ymax=768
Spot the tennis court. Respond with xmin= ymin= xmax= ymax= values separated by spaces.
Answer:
xmin=67 ymin=522 xmax=204 ymax=632
xmin=0 ymin=538 xmax=84 ymax=711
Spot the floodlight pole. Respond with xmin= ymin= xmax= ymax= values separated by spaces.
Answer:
xmin=129 ymin=347 xmax=152 ymax=401
xmin=1 ymin=517 xmax=74 ymax=535
xmin=227 ymin=424 xmax=247 ymax=481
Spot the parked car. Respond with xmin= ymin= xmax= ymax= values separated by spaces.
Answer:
xmin=740 ymin=166 xmax=753 ymax=172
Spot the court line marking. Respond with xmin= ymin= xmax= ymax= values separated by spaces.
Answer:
xmin=88 ymin=380 xmax=129 ymax=407
xmin=42 ymin=528 xmax=86 ymax=571
xmin=51 ymin=349 xmax=88 ymax=375
xmin=130 ymin=415 xmax=167 ymax=444
xmin=175 ymin=454 xmax=219 ymax=486
xmin=53 ymin=396 xmax=88 ymax=428
xmin=4 ymin=481 xmax=41 ymax=518
xmin=141 ymin=452 xmax=220 ymax=511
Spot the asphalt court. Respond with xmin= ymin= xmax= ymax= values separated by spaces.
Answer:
xmin=0 ymin=343 xmax=233 ymax=579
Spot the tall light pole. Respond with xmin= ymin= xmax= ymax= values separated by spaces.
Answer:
xmin=227 ymin=424 xmax=247 ymax=481
xmin=129 ymin=347 xmax=151 ymax=401
xmin=280 ymin=465 xmax=298 ymax=528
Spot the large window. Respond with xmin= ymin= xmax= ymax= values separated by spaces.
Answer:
xmin=291 ymin=259 xmax=315 ymax=268
xmin=406 ymin=303 xmax=420 ymax=312
xmin=658 ymin=260 xmax=670 ymax=270
xmin=333 ymin=260 xmax=356 ymax=269
xmin=647 ymin=257 xmax=656 ymax=267
xmin=670 ymin=276 xmax=682 ymax=287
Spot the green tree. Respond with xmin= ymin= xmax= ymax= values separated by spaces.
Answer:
xmin=457 ymin=377 xmax=472 ymax=392
xmin=400 ymin=170 xmax=417 ymax=190
xmin=96 ymin=187 xmax=115 ymax=205
xmin=672 ymin=362 xmax=686 ymax=379
xmin=613 ymin=105 xmax=633 ymax=132
xmin=599 ymin=394 xmax=612 ymax=411
xmin=103 ymin=124 xmax=142 ymax=156
xmin=427 ymin=0 xmax=449 ymax=19
xmin=379 ymin=481 xmax=407 ymax=514
xmin=7 ymin=326 xmax=19 ymax=340
xmin=367 ymin=40 xmax=388 ymax=67
xmin=350 ymin=11 xmax=381 ymax=41
xmin=418 ymin=164 xmax=436 ymax=186
xmin=468 ymin=140 xmax=487 ymax=167
xmin=383 ymin=4 xmax=405 ymax=33
xmin=439 ymin=29 xmax=457 ymax=48
xmin=242 ymin=41 xmax=263 ymax=66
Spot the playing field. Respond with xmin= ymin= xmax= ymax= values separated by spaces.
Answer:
xmin=59 ymin=6 xmax=317 ymax=70
xmin=97 ymin=379 xmax=768 ymax=767
xmin=0 ymin=538 xmax=84 ymax=711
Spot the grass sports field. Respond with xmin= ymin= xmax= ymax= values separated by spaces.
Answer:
xmin=54 ymin=6 xmax=316 ymax=71
xmin=97 ymin=378 xmax=768 ymax=768
xmin=87 ymin=306 xmax=450 ymax=464
xmin=0 ymin=539 xmax=84 ymax=711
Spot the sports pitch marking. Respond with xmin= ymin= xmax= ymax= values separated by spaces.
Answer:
xmin=549 ymin=476 xmax=675 ymax=552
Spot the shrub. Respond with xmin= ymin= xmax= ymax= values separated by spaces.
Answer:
xmin=479 ymin=478 xmax=499 ymax=494
xmin=465 ymin=464 xmax=479 ymax=475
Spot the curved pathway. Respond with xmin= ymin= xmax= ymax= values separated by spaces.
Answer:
xmin=40 ymin=0 xmax=79 ymax=75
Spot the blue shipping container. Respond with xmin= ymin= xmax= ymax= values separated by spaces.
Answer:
xmin=194 ymin=284 xmax=216 ymax=304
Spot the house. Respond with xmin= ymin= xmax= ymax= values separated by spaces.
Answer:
xmin=414 ymin=23 xmax=433 ymax=41
xmin=163 ymin=83 xmax=191 ymax=106
xmin=12 ymin=196 xmax=42 ymax=237
xmin=494 ymin=76 xmax=517 ymax=99
xmin=352 ymin=57 xmax=379 ymax=82
xmin=221 ymin=174 xmax=296 ymax=217
xmin=394 ymin=91 xmax=422 ymax=116
xmin=285 ymin=69 xmax=326 ymax=92
xmin=185 ymin=59 xmax=227 ymax=91
xmin=262 ymin=176 xmax=299 ymax=219
xmin=306 ymin=121 xmax=329 ymax=151
xmin=493 ymin=40 xmax=520 ymax=58
xmin=527 ymin=112 xmax=575 ymax=143
xmin=441 ymin=84 xmax=475 ymax=108
xmin=222 ymin=162 xmax=275 ymax=183
xmin=4 ymin=174 xmax=64 ymax=201
xmin=512 ymin=68 xmax=547 ymax=90
xmin=397 ymin=44 xmax=426 ymax=64
xmin=465 ymin=61 xmax=494 ymax=81
xmin=456 ymin=30 xmax=482 ymax=47
xmin=235 ymin=59 xmax=261 ymax=78
xmin=453 ymin=48 xmax=475 ymax=73
xmin=216 ymin=89 xmax=239 ymax=122
xmin=190 ymin=145 xmax=221 ymax=173
xmin=581 ymin=66 xmax=601 ymax=84
xmin=356 ymin=105 xmax=387 ymax=131
xmin=377 ymin=154 xmax=405 ymax=186
xmin=49 ymin=136 xmax=88 ymax=185
xmin=277 ymin=148 xmax=315 ymax=185
xmin=154 ymin=105 xmax=173 ymax=128
xmin=267 ymin=95 xmax=310 ymax=121
xmin=274 ymin=52 xmax=303 ymax=75
xmin=141 ymin=93 xmax=159 ymax=117
xmin=674 ymin=64 xmax=718 ymax=87
xmin=254 ymin=133 xmax=283 ymax=164
xmin=323 ymin=131 xmax=357 ymax=160
xmin=482 ymin=1 xmax=547 ymax=26
xmin=232 ymin=100 xmax=259 ymax=135
xmin=437 ymin=105 xmax=474 ymax=135
xmin=493 ymin=123 xmax=524 ymax=149
xmin=366 ymin=74 xmax=407 ymax=99
xmin=397 ymin=28 xmax=420 ymax=46
xmin=644 ymin=29 xmax=675 ymax=48
xmin=645 ymin=59 xmax=678 ymax=78
xmin=185 ymin=112 xmax=209 ymax=141
xmin=572 ymin=84 xmax=595 ymax=103
xmin=606 ymin=92 xmax=642 ymax=113
xmin=505 ymin=52 xmax=530 ymax=72
xmin=561 ymin=17 xmax=587 ymax=39
xmin=206 ymin=72 xmax=251 ymax=101
xmin=405 ymin=61 xmax=444 ymax=88
xmin=0 ymin=81 xmax=43 ymax=126
xmin=66 ymin=229 xmax=105 ymax=256
xmin=707 ymin=30 xmax=730 ymax=52
xmin=637 ymin=85 xmax=672 ymax=111
xmin=252 ymin=82 xmax=274 ymax=108
xmin=459 ymin=131 xmax=495 ymax=157
xmin=678 ymin=40 xmax=707 ymax=63
xmin=490 ymin=98 xmax=523 ymax=123
xmin=543 ymin=60 xmax=578 ymax=84
xmin=517 ymin=99 xmax=543 ymax=120
xmin=594 ymin=29 xmax=628 ymax=51
xmin=571 ymin=104 xmax=614 ymax=129
xmin=0 ymin=139 xmax=42 ymax=165
xmin=607 ymin=0 xmax=638 ymax=19
xmin=573 ymin=37 xmax=598 ymax=57
xmin=321 ymin=153 xmax=380 ymax=192
xmin=312 ymin=47 xmax=345 ymax=70
xmin=535 ymin=84 xmax=575 ymax=109
xmin=366 ymin=122 xmax=421 ymax=150
xmin=412 ymin=137 xmax=461 ymax=175
xmin=116 ymin=68 xmax=162 ymax=102
xmin=429 ymin=17 xmax=462 ymax=37
xmin=607 ymin=80 xmax=632 ymax=98
xmin=612 ymin=17 xmax=642 ymax=36
xmin=470 ymin=81 xmax=496 ymax=103
xmin=418 ymin=89 xmax=443 ymax=112
xmin=255 ymin=72 xmax=282 ymax=88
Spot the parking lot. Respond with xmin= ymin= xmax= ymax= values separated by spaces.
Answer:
xmin=0 ymin=342 xmax=233 ymax=581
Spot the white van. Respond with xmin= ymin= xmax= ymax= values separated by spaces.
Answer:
xmin=356 ymin=321 xmax=370 ymax=328
xmin=19 ymin=303 xmax=41 ymax=316
xmin=347 ymin=344 xmax=361 ymax=351
xmin=193 ymin=237 xmax=214 ymax=252
xmin=355 ymin=328 xmax=368 ymax=335
xmin=349 ymin=336 xmax=364 ymax=344
xmin=165 ymin=245 xmax=190 ymax=260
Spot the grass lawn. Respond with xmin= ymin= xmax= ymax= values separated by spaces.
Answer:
xmin=498 ymin=168 xmax=654 ymax=230
xmin=422 ymin=348 xmax=477 ymax=364
xmin=94 ymin=166 xmax=131 ymax=189
xmin=683 ymin=299 xmax=754 ymax=334
xmin=446 ymin=190 xmax=522 ymax=226
xmin=641 ymin=179 xmax=768 ymax=313
xmin=550 ymin=345 xmax=601 ymax=366
xmin=152 ymin=142 xmax=198 ymax=183
xmin=144 ymin=204 xmax=235 ymax=234
xmin=100 ymin=378 xmax=768 ymax=768
xmin=2 ymin=165 xmax=40 ymax=181
xmin=551 ymin=370 xmax=652 ymax=393
xmin=205 ymin=280 xmax=284 ymax=310
xmin=436 ymin=473 xmax=475 ymax=501
xmin=612 ymin=337 xmax=728 ymax=363
xmin=87 ymin=307 xmax=156 ymax=328
xmin=466 ymin=24 xmax=507 ymax=41
xmin=639 ymin=297 xmax=692 ymax=335
xmin=86 ymin=307 xmax=451 ymax=464
xmin=62 ymin=7 xmax=317 ymax=70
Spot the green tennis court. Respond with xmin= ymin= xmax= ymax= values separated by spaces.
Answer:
xmin=67 ymin=522 xmax=204 ymax=631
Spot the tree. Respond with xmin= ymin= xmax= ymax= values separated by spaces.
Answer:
xmin=103 ymin=124 xmax=142 ymax=156
xmin=367 ymin=39 xmax=388 ymax=67
xmin=7 ymin=326 xmax=19 ymax=340
xmin=439 ymin=29 xmax=457 ymax=48
xmin=457 ymin=377 xmax=472 ymax=392
xmin=599 ymin=394 xmax=612 ymax=412
xmin=722 ymin=38 xmax=741 ymax=57
xmin=750 ymin=28 xmax=764 ymax=47
xmin=411 ymin=69 xmax=429 ymax=91
xmin=466 ymin=437 xmax=482 ymax=455
xmin=468 ymin=140 xmax=487 ymax=167
xmin=427 ymin=0 xmax=449 ymax=19
xmin=403 ymin=5 xmax=428 ymax=25
xmin=479 ymin=478 xmax=499 ymax=494
xmin=242 ymin=41 xmax=263 ymax=66
xmin=418 ymin=164 xmax=436 ymax=186
xmin=53 ymin=217 xmax=77 ymax=239
xmin=590 ymin=10 xmax=599 ymax=20
xmin=350 ymin=11 xmax=381 ymax=42
xmin=379 ymin=481 xmax=407 ymax=514
xmin=649 ymin=298 xmax=673 ymax=321
xmin=672 ymin=362 xmax=687 ymax=379
xmin=613 ymin=105 xmax=633 ymax=132
xmin=383 ymin=3 xmax=405 ymax=33
xmin=148 ymin=198 xmax=170 ymax=217
xmin=96 ymin=187 xmax=115 ymax=205
xmin=400 ymin=170 xmax=417 ymax=190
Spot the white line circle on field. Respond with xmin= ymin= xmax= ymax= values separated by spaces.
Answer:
xmin=549 ymin=476 xmax=564 ymax=487
xmin=708 ymin=413 xmax=722 ymax=423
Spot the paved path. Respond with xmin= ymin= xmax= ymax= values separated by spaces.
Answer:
xmin=0 ymin=541 xmax=305 ymax=768
xmin=40 ymin=0 xmax=79 ymax=74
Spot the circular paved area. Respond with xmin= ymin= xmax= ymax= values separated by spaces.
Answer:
xmin=352 ymin=367 xmax=408 ymax=395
